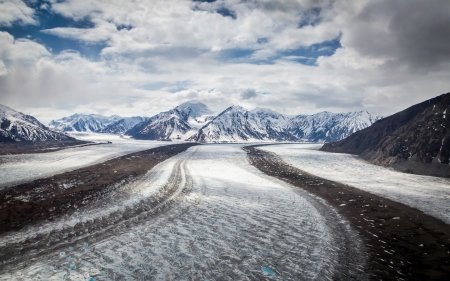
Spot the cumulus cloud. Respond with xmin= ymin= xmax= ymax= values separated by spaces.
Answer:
xmin=0 ymin=60 xmax=8 ymax=76
xmin=334 ymin=0 xmax=450 ymax=72
xmin=0 ymin=32 xmax=50 ymax=61
xmin=1 ymin=0 xmax=450 ymax=122
xmin=41 ymin=19 xmax=116 ymax=43
xmin=43 ymin=0 xmax=339 ymax=55
xmin=0 ymin=0 xmax=36 ymax=26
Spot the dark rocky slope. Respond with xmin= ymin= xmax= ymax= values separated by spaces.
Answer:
xmin=321 ymin=93 xmax=450 ymax=177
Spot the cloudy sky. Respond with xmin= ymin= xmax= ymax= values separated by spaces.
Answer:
xmin=0 ymin=0 xmax=449 ymax=123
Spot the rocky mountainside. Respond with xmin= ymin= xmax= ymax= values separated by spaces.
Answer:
xmin=321 ymin=93 xmax=450 ymax=177
xmin=188 ymin=106 xmax=294 ymax=142
xmin=49 ymin=114 xmax=122 ymax=132
xmin=126 ymin=101 xmax=214 ymax=140
xmin=0 ymin=104 xmax=74 ymax=142
xmin=286 ymin=111 xmax=381 ymax=143
xmin=189 ymin=106 xmax=380 ymax=143
xmin=101 ymin=116 xmax=149 ymax=134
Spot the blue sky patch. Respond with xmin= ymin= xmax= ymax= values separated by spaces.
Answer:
xmin=214 ymin=48 xmax=255 ymax=62
xmin=298 ymin=7 xmax=323 ymax=28
xmin=257 ymin=38 xmax=269 ymax=44
xmin=216 ymin=7 xmax=236 ymax=19
xmin=0 ymin=0 xmax=105 ymax=59
xmin=278 ymin=35 xmax=342 ymax=65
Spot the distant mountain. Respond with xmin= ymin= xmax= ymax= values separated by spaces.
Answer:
xmin=286 ymin=111 xmax=381 ymax=143
xmin=175 ymin=101 xmax=213 ymax=120
xmin=101 ymin=116 xmax=149 ymax=134
xmin=126 ymin=101 xmax=214 ymax=140
xmin=0 ymin=104 xmax=74 ymax=142
xmin=188 ymin=106 xmax=294 ymax=142
xmin=45 ymin=101 xmax=380 ymax=143
xmin=49 ymin=114 xmax=122 ymax=132
xmin=188 ymin=106 xmax=380 ymax=143
xmin=321 ymin=93 xmax=450 ymax=177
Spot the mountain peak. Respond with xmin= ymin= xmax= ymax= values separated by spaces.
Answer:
xmin=229 ymin=105 xmax=246 ymax=111
xmin=175 ymin=101 xmax=212 ymax=118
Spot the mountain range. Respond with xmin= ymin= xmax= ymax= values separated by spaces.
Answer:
xmin=48 ymin=114 xmax=122 ymax=132
xmin=321 ymin=93 xmax=450 ymax=177
xmin=189 ymin=106 xmax=294 ymax=142
xmin=188 ymin=105 xmax=381 ymax=143
xmin=0 ymin=104 xmax=73 ymax=142
xmin=50 ymin=101 xmax=378 ymax=143
xmin=3 ymin=101 xmax=381 ymax=143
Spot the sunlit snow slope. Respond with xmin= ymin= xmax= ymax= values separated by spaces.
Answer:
xmin=0 ymin=133 xmax=172 ymax=188
xmin=0 ymin=145 xmax=366 ymax=280
xmin=261 ymin=144 xmax=450 ymax=224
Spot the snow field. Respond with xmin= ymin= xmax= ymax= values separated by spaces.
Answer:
xmin=0 ymin=144 xmax=366 ymax=280
xmin=0 ymin=134 xmax=174 ymax=188
xmin=261 ymin=144 xmax=450 ymax=224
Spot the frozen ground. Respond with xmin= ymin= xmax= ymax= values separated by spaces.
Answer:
xmin=0 ymin=133 xmax=173 ymax=188
xmin=0 ymin=144 xmax=366 ymax=280
xmin=261 ymin=144 xmax=450 ymax=224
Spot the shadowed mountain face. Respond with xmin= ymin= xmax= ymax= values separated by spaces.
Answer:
xmin=321 ymin=93 xmax=450 ymax=177
xmin=0 ymin=104 xmax=74 ymax=142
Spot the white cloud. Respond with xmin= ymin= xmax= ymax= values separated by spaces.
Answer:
xmin=0 ymin=32 xmax=50 ymax=61
xmin=1 ymin=0 xmax=450 ymax=122
xmin=0 ymin=60 xmax=8 ymax=76
xmin=0 ymin=0 xmax=36 ymax=26
xmin=41 ymin=19 xmax=116 ymax=43
xmin=44 ymin=0 xmax=338 ymax=55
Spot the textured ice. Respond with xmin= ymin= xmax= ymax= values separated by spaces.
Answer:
xmin=0 ymin=144 xmax=365 ymax=280
xmin=0 ymin=133 xmax=173 ymax=188
xmin=261 ymin=144 xmax=450 ymax=224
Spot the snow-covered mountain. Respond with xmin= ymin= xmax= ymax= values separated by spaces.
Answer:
xmin=188 ymin=107 xmax=381 ymax=143
xmin=126 ymin=101 xmax=214 ymax=140
xmin=286 ymin=111 xmax=381 ymax=142
xmin=49 ymin=114 xmax=122 ymax=132
xmin=0 ymin=104 xmax=73 ymax=142
xmin=44 ymin=101 xmax=380 ymax=142
xmin=188 ymin=106 xmax=294 ymax=142
xmin=101 ymin=116 xmax=149 ymax=134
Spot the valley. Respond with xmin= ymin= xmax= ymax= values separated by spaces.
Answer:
xmin=0 ymin=140 xmax=449 ymax=280
xmin=2 ymin=1 xmax=449 ymax=280
xmin=1 ymin=96 xmax=449 ymax=280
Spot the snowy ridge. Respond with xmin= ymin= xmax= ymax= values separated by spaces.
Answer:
xmin=101 ymin=116 xmax=149 ymax=134
xmin=189 ymin=105 xmax=294 ymax=142
xmin=189 ymin=106 xmax=380 ymax=143
xmin=126 ymin=101 xmax=214 ymax=140
xmin=49 ymin=114 xmax=122 ymax=132
xmin=286 ymin=111 xmax=381 ymax=143
xmin=0 ymin=104 xmax=72 ymax=142
xmin=45 ymin=101 xmax=380 ymax=142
